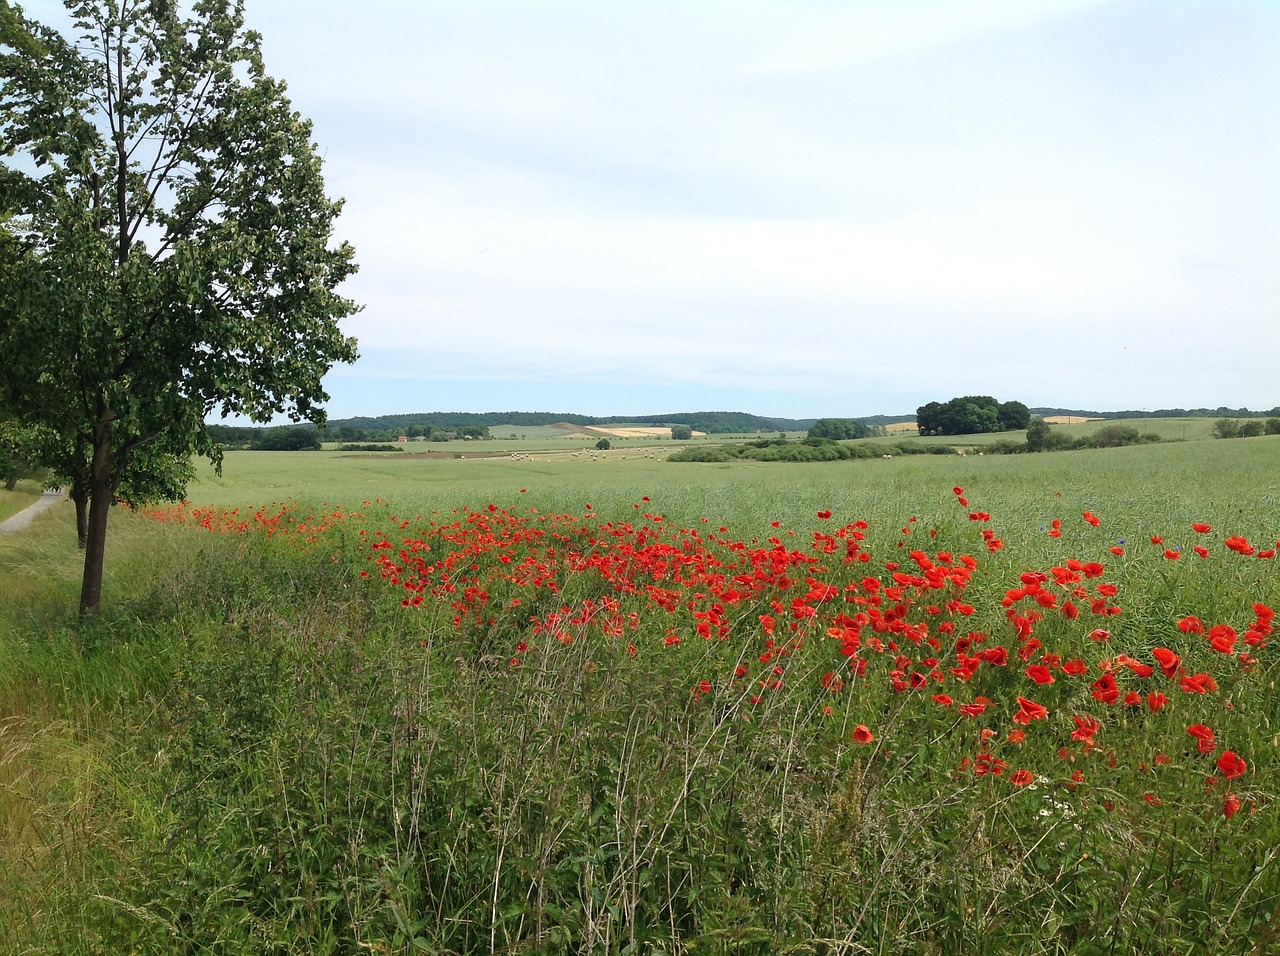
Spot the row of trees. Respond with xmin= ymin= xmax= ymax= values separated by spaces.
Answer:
xmin=1 ymin=1 xmax=360 ymax=614
xmin=1212 ymin=418 xmax=1280 ymax=439
xmin=916 ymin=397 xmax=1031 ymax=436
xmin=807 ymin=418 xmax=872 ymax=440
xmin=323 ymin=411 xmax=817 ymax=435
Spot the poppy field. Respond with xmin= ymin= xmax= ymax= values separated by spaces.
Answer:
xmin=2 ymin=438 xmax=1279 ymax=953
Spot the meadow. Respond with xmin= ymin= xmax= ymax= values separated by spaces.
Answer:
xmin=1 ymin=432 xmax=1278 ymax=953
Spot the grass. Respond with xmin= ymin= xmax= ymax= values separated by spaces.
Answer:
xmin=1 ymin=432 xmax=1278 ymax=953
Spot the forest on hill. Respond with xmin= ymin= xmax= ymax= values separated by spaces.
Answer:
xmin=201 ymin=405 xmax=1280 ymax=447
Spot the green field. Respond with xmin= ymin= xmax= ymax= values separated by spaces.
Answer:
xmin=2 ymin=433 xmax=1278 ymax=953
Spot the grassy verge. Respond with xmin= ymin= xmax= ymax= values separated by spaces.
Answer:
xmin=0 ymin=480 xmax=44 ymax=524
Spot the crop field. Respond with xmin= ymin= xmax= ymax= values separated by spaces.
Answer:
xmin=1 ymin=432 xmax=1278 ymax=953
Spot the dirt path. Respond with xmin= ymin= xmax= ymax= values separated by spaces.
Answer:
xmin=0 ymin=490 xmax=65 ymax=535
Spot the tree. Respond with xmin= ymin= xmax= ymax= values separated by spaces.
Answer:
xmin=671 ymin=425 xmax=693 ymax=440
xmin=1024 ymin=418 xmax=1052 ymax=453
xmin=595 ymin=438 xmax=610 ymax=450
xmin=0 ymin=1 xmax=360 ymax=615
xmin=997 ymin=400 xmax=1030 ymax=431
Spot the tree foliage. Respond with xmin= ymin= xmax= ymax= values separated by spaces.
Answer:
xmin=251 ymin=426 xmax=322 ymax=451
xmin=917 ymin=396 xmax=1029 ymax=436
xmin=0 ymin=415 xmax=43 ymax=489
xmin=0 ymin=0 xmax=359 ymax=613
xmin=807 ymin=418 xmax=870 ymax=441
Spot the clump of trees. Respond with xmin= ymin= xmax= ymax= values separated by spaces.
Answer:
xmin=1020 ymin=420 xmax=1162 ymax=453
xmin=670 ymin=425 xmax=693 ymax=440
xmin=807 ymin=418 xmax=871 ymax=440
xmin=917 ymin=397 xmax=1030 ymax=436
xmin=251 ymin=427 xmax=322 ymax=451
xmin=1212 ymin=418 xmax=1280 ymax=439
xmin=669 ymin=437 xmax=860 ymax=463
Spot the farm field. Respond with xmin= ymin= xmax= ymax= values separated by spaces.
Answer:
xmin=1 ymin=434 xmax=1278 ymax=953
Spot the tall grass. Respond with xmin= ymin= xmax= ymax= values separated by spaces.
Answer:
xmin=1 ymin=436 xmax=1278 ymax=953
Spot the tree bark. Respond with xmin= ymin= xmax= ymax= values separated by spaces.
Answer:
xmin=78 ymin=417 xmax=114 ymax=616
xmin=71 ymin=478 xmax=89 ymax=548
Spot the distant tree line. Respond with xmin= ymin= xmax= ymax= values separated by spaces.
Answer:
xmin=669 ymin=437 xmax=957 ymax=463
xmin=205 ymin=422 xmax=491 ymax=447
xmin=916 ymin=397 xmax=1030 ymax=436
xmin=1032 ymin=406 xmax=1280 ymax=420
xmin=322 ymin=411 xmax=815 ymax=435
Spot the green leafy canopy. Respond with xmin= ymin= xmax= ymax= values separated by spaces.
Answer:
xmin=0 ymin=0 xmax=360 ymax=611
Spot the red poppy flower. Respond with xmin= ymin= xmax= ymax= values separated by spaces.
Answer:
xmin=1178 ymin=616 xmax=1205 ymax=635
xmin=1152 ymin=647 xmax=1180 ymax=678
xmin=817 ymin=510 xmax=833 ymax=520
xmin=1025 ymin=664 xmax=1055 ymax=685
xmin=1013 ymin=696 xmax=1049 ymax=725
xmin=1224 ymin=793 xmax=1242 ymax=819
xmin=1209 ymin=624 xmax=1237 ymax=654
xmin=1091 ymin=673 xmax=1120 ymax=705
xmin=852 ymin=724 xmax=874 ymax=744
xmin=1187 ymin=724 xmax=1216 ymax=753
xmin=1010 ymin=769 xmax=1034 ymax=786
xmin=1083 ymin=511 xmax=1101 ymax=527
xmin=1225 ymin=535 xmax=1254 ymax=555
xmin=1218 ymin=751 xmax=1247 ymax=779
xmin=1180 ymin=673 xmax=1218 ymax=694
xmin=1192 ymin=522 xmax=1212 ymax=533
xmin=1071 ymin=715 xmax=1101 ymax=743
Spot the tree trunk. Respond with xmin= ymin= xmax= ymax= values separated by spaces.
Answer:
xmin=79 ymin=418 xmax=115 ymax=617
xmin=72 ymin=479 xmax=89 ymax=549
xmin=3 ymin=476 xmax=16 ymax=492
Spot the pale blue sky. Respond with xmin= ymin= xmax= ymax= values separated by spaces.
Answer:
xmin=23 ymin=0 xmax=1280 ymax=419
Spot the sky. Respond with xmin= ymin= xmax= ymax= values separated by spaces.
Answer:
xmin=23 ymin=0 xmax=1280 ymax=420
